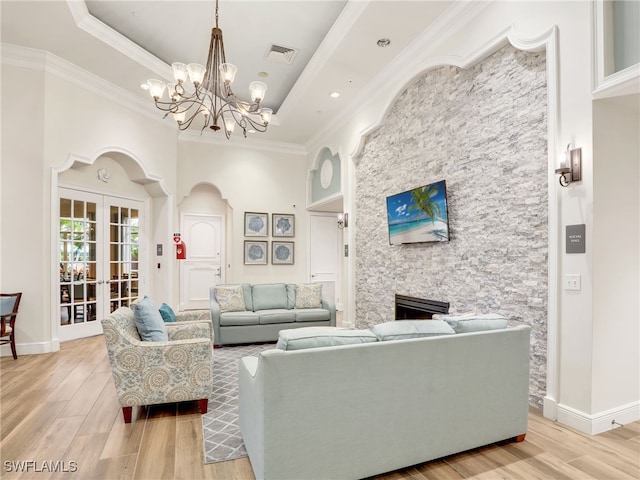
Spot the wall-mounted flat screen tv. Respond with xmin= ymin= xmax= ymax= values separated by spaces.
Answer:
xmin=386 ymin=179 xmax=450 ymax=245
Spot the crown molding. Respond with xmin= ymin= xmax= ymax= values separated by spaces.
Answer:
xmin=2 ymin=43 xmax=303 ymax=153
xmin=1 ymin=43 xmax=172 ymax=127
xmin=66 ymin=0 xmax=172 ymax=80
xmin=178 ymin=129 xmax=307 ymax=156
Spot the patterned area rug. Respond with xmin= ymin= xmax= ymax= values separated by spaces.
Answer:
xmin=202 ymin=343 xmax=275 ymax=464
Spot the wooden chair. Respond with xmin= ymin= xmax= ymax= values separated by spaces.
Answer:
xmin=0 ymin=292 xmax=22 ymax=359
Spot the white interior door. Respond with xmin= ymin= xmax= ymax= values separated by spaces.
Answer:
xmin=179 ymin=214 xmax=224 ymax=310
xmin=309 ymin=214 xmax=342 ymax=307
xmin=58 ymin=189 xmax=143 ymax=341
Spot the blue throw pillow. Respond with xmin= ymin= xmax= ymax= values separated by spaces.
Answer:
xmin=159 ymin=303 xmax=176 ymax=323
xmin=131 ymin=296 xmax=168 ymax=341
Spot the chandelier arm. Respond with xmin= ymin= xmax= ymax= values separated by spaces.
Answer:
xmin=153 ymin=99 xmax=180 ymax=113
xmin=217 ymin=101 xmax=268 ymax=133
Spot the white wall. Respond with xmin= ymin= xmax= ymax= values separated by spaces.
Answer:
xmin=177 ymin=138 xmax=309 ymax=288
xmin=592 ymin=94 xmax=640 ymax=417
xmin=1 ymin=65 xmax=46 ymax=348
xmin=0 ymin=57 xmax=179 ymax=353
xmin=309 ymin=1 xmax=638 ymax=433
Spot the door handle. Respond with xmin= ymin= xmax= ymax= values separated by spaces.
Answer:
xmin=97 ymin=280 xmax=104 ymax=285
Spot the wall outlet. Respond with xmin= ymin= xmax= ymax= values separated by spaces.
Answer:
xmin=564 ymin=274 xmax=581 ymax=291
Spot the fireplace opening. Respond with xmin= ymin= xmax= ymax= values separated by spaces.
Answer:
xmin=395 ymin=294 xmax=449 ymax=320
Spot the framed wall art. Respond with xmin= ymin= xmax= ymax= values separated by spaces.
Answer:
xmin=272 ymin=213 xmax=295 ymax=237
xmin=245 ymin=212 xmax=268 ymax=237
xmin=272 ymin=241 xmax=294 ymax=265
xmin=244 ymin=241 xmax=268 ymax=265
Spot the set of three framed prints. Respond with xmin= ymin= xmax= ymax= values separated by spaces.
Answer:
xmin=244 ymin=212 xmax=295 ymax=265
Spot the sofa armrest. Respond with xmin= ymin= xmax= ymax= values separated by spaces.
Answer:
xmin=176 ymin=310 xmax=210 ymax=322
xmin=209 ymin=287 xmax=222 ymax=346
xmin=322 ymin=298 xmax=337 ymax=326
xmin=238 ymin=355 xmax=265 ymax=479
xmin=166 ymin=320 xmax=213 ymax=343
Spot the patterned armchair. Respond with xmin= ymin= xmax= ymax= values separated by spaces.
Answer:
xmin=102 ymin=307 xmax=214 ymax=423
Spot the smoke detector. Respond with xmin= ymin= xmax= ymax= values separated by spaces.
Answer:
xmin=265 ymin=44 xmax=299 ymax=65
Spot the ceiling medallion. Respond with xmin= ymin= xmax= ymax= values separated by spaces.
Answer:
xmin=146 ymin=0 xmax=272 ymax=138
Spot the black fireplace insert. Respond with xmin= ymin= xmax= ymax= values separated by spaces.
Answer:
xmin=395 ymin=294 xmax=449 ymax=320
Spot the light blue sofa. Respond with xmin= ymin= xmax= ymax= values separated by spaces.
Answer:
xmin=209 ymin=283 xmax=336 ymax=347
xmin=239 ymin=324 xmax=531 ymax=479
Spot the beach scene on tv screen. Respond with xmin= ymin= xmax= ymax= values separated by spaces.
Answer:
xmin=386 ymin=180 xmax=449 ymax=245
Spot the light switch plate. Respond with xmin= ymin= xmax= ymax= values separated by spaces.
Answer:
xmin=564 ymin=274 xmax=581 ymax=291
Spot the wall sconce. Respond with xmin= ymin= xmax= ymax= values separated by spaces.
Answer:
xmin=337 ymin=213 xmax=348 ymax=229
xmin=555 ymin=144 xmax=582 ymax=187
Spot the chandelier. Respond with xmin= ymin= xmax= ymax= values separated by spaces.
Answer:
xmin=146 ymin=0 xmax=272 ymax=138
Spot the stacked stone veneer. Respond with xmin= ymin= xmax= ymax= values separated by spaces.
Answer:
xmin=355 ymin=45 xmax=548 ymax=407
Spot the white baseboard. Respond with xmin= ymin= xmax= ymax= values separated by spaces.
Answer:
xmin=543 ymin=395 xmax=558 ymax=420
xmin=557 ymin=401 xmax=640 ymax=435
xmin=0 ymin=340 xmax=60 ymax=357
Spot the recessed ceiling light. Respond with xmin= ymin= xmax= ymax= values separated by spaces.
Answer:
xmin=377 ymin=38 xmax=391 ymax=48
xmin=330 ymin=91 xmax=341 ymax=98
xmin=257 ymin=71 xmax=269 ymax=78
xmin=140 ymin=82 xmax=149 ymax=90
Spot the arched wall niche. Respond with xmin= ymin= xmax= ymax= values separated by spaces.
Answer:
xmin=307 ymin=146 xmax=343 ymax=212
xmin=178 ymin=182 xmax=229 ymax=214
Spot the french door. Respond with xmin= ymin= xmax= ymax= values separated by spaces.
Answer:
xmin=58 ymin=188 xmax=143 ymax=341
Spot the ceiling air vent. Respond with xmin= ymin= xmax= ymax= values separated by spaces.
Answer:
xmin=265 ymin=44 xmax=299 ymax=65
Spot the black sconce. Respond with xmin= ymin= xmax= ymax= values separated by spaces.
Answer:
xmin=555 ymin=144 xmax=582 ymax=187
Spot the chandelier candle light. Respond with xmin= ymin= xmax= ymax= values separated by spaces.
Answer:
xmin=146 ymin=0 xmax=272 ymax=138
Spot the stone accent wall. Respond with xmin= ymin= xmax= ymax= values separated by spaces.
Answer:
xmin=355 ymin=45 xmax=548 ymax=407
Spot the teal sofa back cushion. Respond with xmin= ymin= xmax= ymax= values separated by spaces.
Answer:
xmin=252 ymin=283 xmax=288 ymax=311
xmin=371 ymin=320 xmax=455 ymax=341
xmin=433 ymin=313 xmax=508 ymax=333
xmin=276 ymin=327 xmax=377 ymax=350
xmin=286 ymin=284 xmax=296 ymax=309
xmin=242 ymin=283 xmax=254 ymax=312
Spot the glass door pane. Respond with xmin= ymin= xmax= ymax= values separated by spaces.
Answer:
xmin=108 ymin=204 xmax=141 ymax=313
xmin=58 ymin=189 xmax=143 ymax=341
xmin=59 ymin=196 xmax=99 ymax=326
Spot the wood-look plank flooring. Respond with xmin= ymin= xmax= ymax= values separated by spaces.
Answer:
xmin=1 ymin=335 xmax=638 ymax=479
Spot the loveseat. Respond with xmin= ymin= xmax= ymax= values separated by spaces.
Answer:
xmin=210 ymin=283 xmax=336 ymax=346
xmin=238 ymin=321 xmax=530 ymax=479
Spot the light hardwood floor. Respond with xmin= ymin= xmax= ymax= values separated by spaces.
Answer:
xmin=1 ymin=335 xmax=638 ymax=480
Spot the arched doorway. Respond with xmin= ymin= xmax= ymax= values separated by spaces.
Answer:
xmin=178 ymin=183 xmax=231 ymax=310
xmin=53 ymin=148 xmax=169 ymax=342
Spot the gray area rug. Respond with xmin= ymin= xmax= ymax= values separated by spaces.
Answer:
xmin=202 ymin=343 xmax=275 ymax=464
